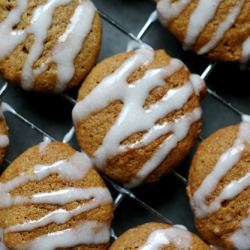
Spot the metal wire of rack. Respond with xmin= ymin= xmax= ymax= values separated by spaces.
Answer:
xmin=0 ymin=2 xmax=246 ymax=241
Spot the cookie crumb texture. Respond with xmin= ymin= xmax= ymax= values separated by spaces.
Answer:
xmin=0 ymin=142 xmax=113 ymax=249
xmin=0 ymin=0 xmax=102 ymax=93
xmin=187 ymin=124 xmax=250 ymax=249
xmin=73 ymin=48 xmax=204 ymax=187
xmin=109 ymin=222 xmax=210 ymax=249
xmin=157 ymin=0 xmax=250 ymax=63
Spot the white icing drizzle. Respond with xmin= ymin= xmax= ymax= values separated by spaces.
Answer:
xmin=139 ymin=226 xmax=193 ymax=250
xmin=72 ymin=47 xmax=203 ymax=187
xmin=0 ymin=230 xmax=8 ymax=250
xmin=0 ymin=103 xmax=9 ymax=149
xmin=191 ymin=115 xmax=250 ymax=218
xmin=52 ymin=0 xmax=96 ymax=92
xmin=189 ymin=74 xmax=206 ymax=97
xmin=157 ymin=0 xmax=191 ymax=25
xmin=24 ymin=221 xmax=110 ymax=250
xmin=126 ymin=108 xmax=201 ymax=188
xmin=0 ymin=135 xmax=9 ymax=149
xmin=5 ymin=187 xmax=111 ymax=233
xmin=157 ymin=0 xmax=250 ymax=63
xmin=198 ymin=0 xmax=245 ymax=55
xmin=184 ymin=0 xmax=222 ymax=50
xmin=0 ymin=151 xmax=112 ymax=248
xmin=62 ymin=127 xmax=75 ymax=143
xmin=126 ymin=40 xmax=151 ymax=52
xmin=0 ymin=152 xmax=92 ymax=208
xmin=190 ymin=115 xmax=250 ymax=249
xmin=39 ymin=136 xmax=51 ymax=154
xmin=0 ymin=0 xmax=96 ymax=92
xmin=230 ymin=208 xmax=250 ymax=250
xmin=241 ymin=36 xmax=250 ymax=64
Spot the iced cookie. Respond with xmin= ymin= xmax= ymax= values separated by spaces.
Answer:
xmin=157 ymin=0 xmax=250 ymax=63
xmin=109 ymin=222 xmax=210 ymax=249
xmin=187 ymin=116 xmax=250 ymax=249
xmin=0 ymin=141 xmax=113 ymax=249
xmin=72 ymin=47 xmax=206 ymax=188
xmin=0 ymin=0 xmax=102 ymax=93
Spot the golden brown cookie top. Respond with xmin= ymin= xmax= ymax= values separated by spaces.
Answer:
xmin=157 ymin=0 xmax=250 ymax=63
xmin=109 ymin=222 xmax=210 ymax=249
xmin=0 ymin=0 xmax=102 ymax=93
xmin=72 ymin=47 xmax=205 ymax=187
xmin=187 ymin=116 xmax=250 ymax=249
xmin=0 ymin=141 xmax=113 ymax=250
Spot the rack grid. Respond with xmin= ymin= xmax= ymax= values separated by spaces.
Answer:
xmin=0 ymin=0 xmax=247 ymax=242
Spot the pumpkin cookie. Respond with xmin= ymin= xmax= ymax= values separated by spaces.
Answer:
xmin=109 ymin=222 xmax=210 ymax=249
xmin=0 ymin=141 xmax=113 ymax=249
xmin=157 ymin=0 xmax=250 ymax=63
xmin=72 ymin=47 xmax=206 ymax=188
xmin=187 ymin=115 xmax=250 ymax=249
xmin=0 ymin=0 xmax=102 ymax=93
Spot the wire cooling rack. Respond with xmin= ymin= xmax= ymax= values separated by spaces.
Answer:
xmin=0 ymin=0 xmax=249 ymax=242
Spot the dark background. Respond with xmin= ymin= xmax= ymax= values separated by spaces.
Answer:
xmin=0 ymin=0 xmax=249 ymax=239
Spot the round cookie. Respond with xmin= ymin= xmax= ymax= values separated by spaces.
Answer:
xmin=187 ymin=116 xmax=250 ymax=249
xmin=0 ymin=141 xmax=113 ymax=249
xmin=157 ymin=0 xmax=250 ymax=63
xmin=72 ymin=47 xmax=206 ymax=188
xmin=0 ymin=0 xmax=102 ymax=93
xmin=0 ymin=102 xmax=9 ymax=165
xmin=109 ymin=222 xmax=211 ymax=249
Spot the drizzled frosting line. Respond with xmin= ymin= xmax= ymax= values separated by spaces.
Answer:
xmin=5 ymin=187 xmax=112 ymax=233
xmin=73 ymin=47 xmax=204 ymax=187
xmin=191 ymin=115 xmax=250 ymax=218
xmin=0 ymin=151 xmax=112 ymax=249
xmin=191 ymin=115 xmax=250 ymax=249
xmin=23 ymin=221 xmax=110 ymax=250
xmin=157 ymin=0 xmax=250 ymax=63
xmin=139 ymin=226 xmax=193 ymax=250
xmin=0 ymin=0 xmax=96 ymax=91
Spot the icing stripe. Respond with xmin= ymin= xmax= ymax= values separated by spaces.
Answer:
xmin=73 ymin=47 xmax=203 ymax=187
xmin=0 ymin=0 xmax=95 ymax=92
xmin=0 ymin=152 xmax=92 ymax=208
xmin=230 ymin=209 xmax=250 ymax=250
xmin=72 ymin=47 xmax=156 ymax=123
xmin=157 ymin=0 xmax=250 ymax=63
xmin=139 ymin=226 xmax=193 ymax=250
xmin=0 ymin=151 xmax=112 ymax=249
xmin=52 ymin=0 xmax=96 ymax=92
xmin=21 ymin=0 xmax=73 ymax=90
xmin=198 ymin=0 xmax=245 ymax=55
xmin=191 ymin=115 xmax=250 ymax=218
xmin=190 ymin=115 xmax=250 ymax=249
xmin=157 ymin=0 xmax=191 ymax=24
xmin=5 ymin=187 xmax=112 ymax=233
xmin=241 ymin=36 xmax=250 ymax=64
xmin=0 ymin=135 xmax=9 ymax=149
xmin=184 ymin=0 xmax=222 ymax=49
xmin=126 ymin=108 xmax=201 ymax=188
xmin=24 ymin=221 xmax=110 ymax=250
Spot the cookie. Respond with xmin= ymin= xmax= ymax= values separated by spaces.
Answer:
xmin=72 ymin=47 xmax=206 ymax=188
xmin=109 ymin=222 xmax=210 ymax=249
xmin=187 ymin=115 xmax=250 ymax=249
xmin=0 ymin=102 xmax=9 ymax=165
xmin=0 ymin=141 xmax=113 ymax=249
xmin=157 ymin=0 xmax=250 ymax=63
xmin=0 ymin=0 xmax=102 ymax=93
